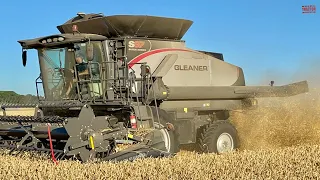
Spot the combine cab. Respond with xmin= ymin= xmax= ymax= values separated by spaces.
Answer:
xmin=0 ymin=13 xmax=309 ymax=163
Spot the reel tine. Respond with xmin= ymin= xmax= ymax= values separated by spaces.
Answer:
xmin=15 ymin=149 xmax=23 ymax=156
xmin=55 ymin=152 xmax=63 ymax=160
xmin=29 ymin=150 xmax=35 ymax=158
xmin=39 ymin=150 xmax=47 ymax=158
xmin=1 ymin=149 xmax=6 ymax=155
xmin=54 ymin=151 xmax=59 ymax=157
xmin=59 ymin=153 xmax=66 ymax=160
xmin=8 ymin=148 xmax=15 ymax=155
xmin=45 ymin=151 xmax=51 ymax=157
xmin=0 ymin=148 xmax=6 ymax=155
xmin=10 ymin=150 xmax=18 ymax=156
xmin=57 ymin=153 xmax=64 ymax=160
xmin=34 ymin=150 xmax=45 ymax=159
xmin=38 ymin=150 xmax=43 ymax=156
xmin=59 ymin=152 xmax=67 ymax=160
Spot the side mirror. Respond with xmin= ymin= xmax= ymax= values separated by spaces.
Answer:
xmin=270 ymin=81 xmax=274 ymax=86
xmin=86 ymin=43 xmax=94 ymax=61
xmin=22 ymin=50 xmax=27 ymax=67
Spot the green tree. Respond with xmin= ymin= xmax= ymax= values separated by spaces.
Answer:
xmin=0 ymin=91 xmax=39 ymax=104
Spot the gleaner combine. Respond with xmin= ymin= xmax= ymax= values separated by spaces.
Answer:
xmin=0 ymin=13 xmax=309 ymax=163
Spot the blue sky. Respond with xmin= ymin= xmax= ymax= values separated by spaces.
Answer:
xmin=1 ymin=0 xmax=319 ymax=95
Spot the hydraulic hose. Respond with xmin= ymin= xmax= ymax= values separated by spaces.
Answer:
xmin=47 ymin=123 xmax=58 ymax=165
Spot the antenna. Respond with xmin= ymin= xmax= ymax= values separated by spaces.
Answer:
xmin=77 ymin=12 xmax=86 ymax=18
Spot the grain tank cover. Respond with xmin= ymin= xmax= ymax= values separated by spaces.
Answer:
xmin=56 ymin=13 xmax=193 ymax=40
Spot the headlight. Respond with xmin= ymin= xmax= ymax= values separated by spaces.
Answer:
xmin=58 ymin=37 xmax=65 ymax=41
xmin=40 ymin=36 xmax=65 ymax=44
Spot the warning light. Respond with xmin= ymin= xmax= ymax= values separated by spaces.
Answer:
xmin=72 ymin=25 xmax=78 ymax=33
xmin=145 ymin=67 xmax=150 ymax=74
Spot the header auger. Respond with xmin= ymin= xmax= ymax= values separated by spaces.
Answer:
xmin=0 ymin=12 xmax=309 ymax=163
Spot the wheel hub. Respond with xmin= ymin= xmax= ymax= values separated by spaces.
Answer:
xmin=216 ymin=133 xmax=234 ymax=153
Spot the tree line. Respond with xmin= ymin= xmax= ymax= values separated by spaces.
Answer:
xmin=0 ymin=91 xmax=40 ymax=104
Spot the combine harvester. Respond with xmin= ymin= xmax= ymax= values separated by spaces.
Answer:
xmin=0 ymin=13 xmax=309 ymax=163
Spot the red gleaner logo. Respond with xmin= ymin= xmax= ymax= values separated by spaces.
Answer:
xmin=128 ymin=41 xmax=145 ymax=48
xmin=302 ymin=5 xmax=316 ymax=13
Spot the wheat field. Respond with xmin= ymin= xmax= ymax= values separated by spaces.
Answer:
xmin=0 ymin=88 xmax=320 ymax=179
xmin=0 ymin=144 xmax=320 ymax=180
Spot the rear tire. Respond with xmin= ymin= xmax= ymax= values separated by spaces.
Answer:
xmin=197 ymin=120 xmax=239 ymax=154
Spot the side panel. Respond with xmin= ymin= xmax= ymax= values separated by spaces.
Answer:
xmin=162 ymin=53 xmax=243 ymax=86
xmin=169 ymin=111 xmax=197 ymax=144
xmin=164 ymin=52 xmax=211 ymax=86
xmin=125 ymin=38 xmax=245 ymax=87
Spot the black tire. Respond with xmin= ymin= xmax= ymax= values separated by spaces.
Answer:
xmin=197 ymin=120 xmax=239 ymax=154
xmin=148 ymin=107 xmax=180 ymax=154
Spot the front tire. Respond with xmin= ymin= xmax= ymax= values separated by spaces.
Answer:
xmin=197 ymin=120 xmax=239 ymax=153
xmin=146 ymin=108 xmax=180 ymax=154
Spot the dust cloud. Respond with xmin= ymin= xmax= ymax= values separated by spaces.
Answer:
xmin=231 ymin=57 xmax=320 ymax=151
